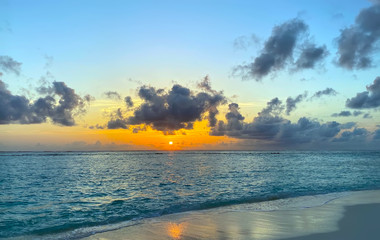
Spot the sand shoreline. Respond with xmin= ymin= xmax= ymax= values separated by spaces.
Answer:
xmin=83 ymin=190 xmax=380 ymax=240
xmin=284 ymin=203 xmax=380 ymax=240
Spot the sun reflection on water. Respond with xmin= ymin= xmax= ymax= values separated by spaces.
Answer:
xmin=167 ymin=222 xmax=186 ymax=239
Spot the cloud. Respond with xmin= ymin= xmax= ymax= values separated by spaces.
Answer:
xmin=340 ymin=122 xmax=357 ymax=129
xmin=333 ymin=128 xmax=370 ymax=142
xmin=233 ymin=34 xmax=260 ymax=50
xmin=295 ymin=44 xmax=328 ymax=69
xmin=104 ymin=91 xmax=121 ymax=100
xmin=107 ymin=108 xmax=128 ymax=129
xmin=374 ymin=128 xmax=380 ymax=139
xmin=124 ymin=96 xmax=134 ymax=108
xmin=132 ymin=125 xmax=147 ymax=133
xmin=89 ymin=124 xmax=104 ymax=129
xmin=331 ymin=110 xmax=364 ymax=117
xmin=336 ymin=3 xmax=380 ymax=69
xmin=260 ymin=97 xmax=284 ymax=116
xmin=106 ymin=80 xmax=227 ymax=131
xmin=331 ymin=111 xmax=352 ymax=117
xmin=0 ymin=80 xmax=91 ymax=126
xmin=235 ymin=19 xmax=307 ymax=80
xmin=363 ymin=113 xmax=372 ymax=118
xmin=285 ymin=92 xmax=307 ymax=115
xmin=211 ymin=99 xmax=354 ymax=147
xmin=311 ymin=88 xmax=338 ymax=99
xmin=102 ymin=95 xmax=133 ymax=129
xmin=346 ymin=76 xmax=380 ymax=109
xmin=107 ymin=118 xmax=128 ymax=129
xmin=0 ymin=56 xmax=22 ymax=75
xmin=234 ymin=18 xmax=328 ymax=80
xmin=197 ymin=76 xmax=217 ymax=94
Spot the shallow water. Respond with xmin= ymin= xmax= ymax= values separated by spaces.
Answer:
xmin=1 ymin=151 xmax=380 ymax=238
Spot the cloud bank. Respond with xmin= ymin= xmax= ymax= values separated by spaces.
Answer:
xmin=106 ymin=78 xmax=227 ymax=132
xmin=0 ymin=80 xmax=91 ymax=126
xmin=211 ymin=98 xmax=379 ymax=148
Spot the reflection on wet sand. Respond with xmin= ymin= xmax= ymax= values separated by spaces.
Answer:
xmin=83 ymin=191 xmax=380 ymax=240
xmin=167 ymin=222 xmax=186 ymax=239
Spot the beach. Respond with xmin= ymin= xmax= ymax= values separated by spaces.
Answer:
xmin=84 ymin=190 xmax=380 ymax=240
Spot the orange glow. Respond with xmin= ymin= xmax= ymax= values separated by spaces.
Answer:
xmin=0 ymin=115 xmax=239 ymax=151
xmin=98 ymin=120 xmax=237 ymax=150
xmin=167 ymin=222 xmax=186 ymax=239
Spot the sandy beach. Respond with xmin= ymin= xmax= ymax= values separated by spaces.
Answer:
xmin=284 ymin=203 xmax=380 ymax=240
xmin=83 ymin=190 xmax=380 ymax=240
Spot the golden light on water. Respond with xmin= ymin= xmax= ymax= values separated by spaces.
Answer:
xmin=167 ymin=222 xmax=186 ymax=239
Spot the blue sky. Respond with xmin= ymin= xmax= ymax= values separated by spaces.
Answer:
xmin=1 ymin=0 xmax=380 ymax=150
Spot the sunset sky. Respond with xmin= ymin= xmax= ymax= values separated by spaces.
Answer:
xmin=1 ymin=0 xmax=380 ymax=150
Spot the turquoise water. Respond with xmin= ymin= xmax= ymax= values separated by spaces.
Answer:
xmin=1 ymin=151 xmax=380 ymax=239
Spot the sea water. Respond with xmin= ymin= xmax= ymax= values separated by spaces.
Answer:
xmin=1 ymin=151 xmax=379 ymax=239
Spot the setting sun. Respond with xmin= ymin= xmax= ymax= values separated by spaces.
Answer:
xmin=169 ymin=141 xmax=173 ymax=145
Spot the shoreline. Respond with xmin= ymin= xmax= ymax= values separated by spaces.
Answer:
xmin=82 ymin=190 xmax=380 ymax=240
xmin=283 ymin=203 xmax=380 ymax=240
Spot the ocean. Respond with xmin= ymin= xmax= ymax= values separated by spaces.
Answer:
xmin=1 ymin=151 xmax=379 ymax=239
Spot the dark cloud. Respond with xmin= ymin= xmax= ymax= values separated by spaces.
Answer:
xmin=260 ymin=97 xmax=284 ymax=116
xmin=212 ymin=98 xmax=286 ymax=139
xmin=0 ymin=56 xmax=22 ymax=75
xmin=0 ymin=80 xmax=91 ymax=126
xmin=197 ymin=76 xmax=216 ymax=94
xmin=89 ymin=124 xmax=104 ymax=129
xmin=295 ymin=44 xmax=328 ymax=69
xmin=374 ymin=128 xmax=380 ymax=139
xmin=340 ymin=122 xmax=357 ymax=129
xmin=107 ymin=108 xmax=128 ymax=129
xmin=211 ymin=103 xmax=245 ymax=137
xmin=285 ymin=92 xmax=307 ymax=115
xmin=107 ymin=118 xmax=128 ymax=129
xmin=336 ymin=4 xmax=380 ymax=69
xmin=363 ymin=113 xmax=372 ymax=118
xmin=104 ymin=91 xmax=121 ymax=100
xmin=331 ymin=111 xmax=349 ymax=117
xmin=234 ymin=19 xmax=327 ymax=80
xmin=311 ymin=88 xmax=338 ymax=99
xmin=236 ymin=19 xmax=308 ymax=80
xmin=132 ymin=125 xmax=146 ymax=133
xmin=106 ymin=81 xmax=226 ymax=131
xmin=212 ymin=100 xmax=351 ymax=146
xmin=333 ymin=128 xmax=369 ymax=142
xmin=124 ymin=96 xmax=134 ymax=108
xmin=331 ymin=110 xmax=363 ymax=117
xmin=346 ymin=77 xmax=380 ymax=109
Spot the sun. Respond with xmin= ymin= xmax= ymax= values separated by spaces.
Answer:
xmin=169 ymin=141 xmax=173 ymax=145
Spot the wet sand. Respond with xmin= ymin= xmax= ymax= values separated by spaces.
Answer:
xmin=83 ymin=190 xmax=380 ymax=240
xmin=284 ymin=203 xmax=380 ymax=240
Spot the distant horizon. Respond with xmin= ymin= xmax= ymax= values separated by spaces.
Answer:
xmin=1 ymin=149 xmax=379 ymax=152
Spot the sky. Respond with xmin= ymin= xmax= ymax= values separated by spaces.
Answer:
xmin=1 ymin=0 xmax=380 ymax=151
